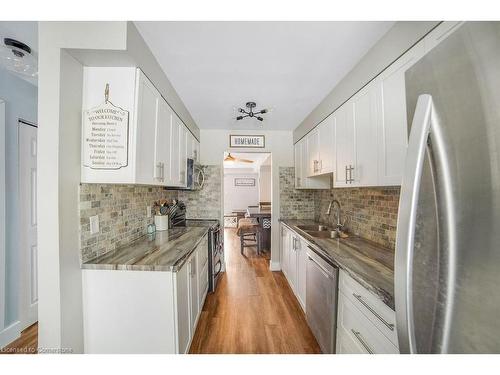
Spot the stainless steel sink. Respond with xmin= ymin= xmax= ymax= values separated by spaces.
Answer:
xmin=297 ymin=224 xmax=330 ymax=232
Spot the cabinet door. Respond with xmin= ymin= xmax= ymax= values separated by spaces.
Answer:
xmin=296 ymin=238 xmax=307 ymax=312
xmin=333 ymin=103 xmax=355 ymax=187
xmin=280 ymin=226 xmax=289 ymax=276
xmin=377 ymin=42 xmax=425 ymax=186
xmin=169 ymin=115 xmax=181 ymax=186
xmin=351 ymin=81 xmax=379 ymax=187
xmin=294 ymin=142 xmax=303 ymax=188
xmin=179 ymin=125 xmax=187 ymax=187
xmin=306 ymin=129 xmax=320 ymax=177
xmin=135 ymin=73 xmax=161 ymax=185
xmin=189 ymin=255 xmax=199 ymax=334
xmin=288 ymin=235 xmax=298 ymax=293
xmin=175 ymin=262 xmax=190 ymax=354
xmin=318 ymin=115 xmax=334 ymax=175
xmin=154 ymin=99 xmax=172 ymax=185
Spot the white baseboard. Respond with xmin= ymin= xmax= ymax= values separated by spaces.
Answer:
xmin=0 ymin=320 xmax=21 ymax=349
xmin=269 ymin=261 xmax=281 ymax=271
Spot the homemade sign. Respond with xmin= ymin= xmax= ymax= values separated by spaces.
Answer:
xmin=83 ymin=84 xmax=129 ymax=170
xmin=229 ymin=134 xmax=265 ymax=148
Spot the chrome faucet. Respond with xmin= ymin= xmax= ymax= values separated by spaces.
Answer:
xmin=326 ymin=199 xmax=344 ymax=232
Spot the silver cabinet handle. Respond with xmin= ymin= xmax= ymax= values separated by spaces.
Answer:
xmin=351 ymin=329 xmax=374 ymax=354
xmin=352 ymin=293 xmax=395 ymax=331
xmin=161 ymin=162 xmax=165 ymax=180
xmin=319 ymin=159 xmax=322 ymax=172
xmin=155 ymin=162 xmax=162 ymax=180
xmin=345 ymin=165 xmax=348 ymax=184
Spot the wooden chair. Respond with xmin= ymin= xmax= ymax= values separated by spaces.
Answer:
xmin=237 ymin=218 xmax=261 ymax=256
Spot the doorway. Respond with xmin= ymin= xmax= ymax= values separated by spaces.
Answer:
xmin=18 ymin=120 xmax=38 ymax=330
xmin=222 ymin=152 xmax=272 ymax=257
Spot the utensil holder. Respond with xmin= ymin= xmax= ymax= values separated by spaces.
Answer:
xmin=154 ymin=215 xmax=169 ymax=231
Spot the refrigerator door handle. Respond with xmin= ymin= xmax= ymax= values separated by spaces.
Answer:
xmin=395 ymin=94 xmax=433 ymax=354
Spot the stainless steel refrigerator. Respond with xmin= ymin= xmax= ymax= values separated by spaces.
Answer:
xmin=396 ymin=21 xmax=500 ymax=353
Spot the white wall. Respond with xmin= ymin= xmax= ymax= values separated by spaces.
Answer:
xmin=224 ymin=171 xmax=259 ymax=214
xmin=0 ymin=68 xmax=38 ymax=347
xmin=38 ymin=21 xmax=202 ymax=352
xmin=200 ymin=129 xmax=293 ymax=268
xmin=38 ymin=21 xmax=128 ymax=353
xmin=259 ymin=165 xmax=272 ymax=203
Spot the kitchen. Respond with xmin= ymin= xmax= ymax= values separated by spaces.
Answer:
xmin=1 ymin=6 xmax=500 ymax=371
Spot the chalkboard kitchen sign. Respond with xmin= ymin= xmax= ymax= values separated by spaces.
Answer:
xmin=229 ymin=134 xmax=265 ymax=148
xmin=83 ymin=84 xmax=129 ymax=170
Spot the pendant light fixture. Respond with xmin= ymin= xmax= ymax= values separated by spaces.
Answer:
xmin=0 ymin=38 xmax=38 ymax=78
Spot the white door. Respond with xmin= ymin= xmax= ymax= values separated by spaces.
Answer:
xmin=19 ymin=121 xmax=38 ymax=330
xmin=296 ymin=238 xmax=307 ymax=312
xmin=294 ymin=142 xmax=302 ymax=188
xmin=306 ymin=129 xmax=319 ymax=177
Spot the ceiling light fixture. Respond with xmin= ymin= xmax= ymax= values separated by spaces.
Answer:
xmin=0 ymin=37 xmax=38 ymax=78
xmin=236 ymin=102 xmax=268 ymax=122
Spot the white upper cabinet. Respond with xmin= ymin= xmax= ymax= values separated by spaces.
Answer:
xmin=294 ymin=141 xmax=303 ymax=188
xmin=317 ymin=115 xmax=335 ymax=175
xmin=295 ymin=137 xmax=330 ymax=189
xmin=306 ymin=128 xmax=320 ymax=177
xmin=179 ymin=125 xmax=187 ymax=187
xmin=135 ymin=72 xmax=162 ymax=186
xmin=351 ymin=80 xmax=379 ymax=187
xmin=376 ymin=42 xmax=425 ymax=186
xmin=155 ymin=100 xmax=172 ymax=185
xmin=81 ymin=67 xmax=195 ymax=188
xmin=333 ymin=102 xmax=355 ymax=187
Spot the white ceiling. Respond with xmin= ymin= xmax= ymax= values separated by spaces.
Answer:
xmin=135 ymin=21 xmax=394 ymax=131
xmin=223 ymin=152 xmax=270 ymax=169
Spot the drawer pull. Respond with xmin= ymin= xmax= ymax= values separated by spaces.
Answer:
xmin=352 ymin=293 xmax=395 ymax=331
xmin=351 ymin=329 xmax=374 ymax=354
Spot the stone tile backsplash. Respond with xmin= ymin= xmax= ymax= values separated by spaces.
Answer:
xmin=79 ymin=184 xmax=178 ymax=263
xmin=279 ymin=167 xmax=316 ymax=220
xmin=314 ymin=187 xmax=400 ymax=250
xmin=178 ymin=165 xmax=222 ymax=220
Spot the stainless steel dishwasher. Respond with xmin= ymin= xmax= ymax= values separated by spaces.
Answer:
xmin=306 ymin=245 xmax=339 ymax=353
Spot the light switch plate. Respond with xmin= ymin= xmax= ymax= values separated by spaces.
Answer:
xmin=147 ymin=206 xmax=152 ymax=218
xmin=90 ymin=215 xmax=99 ymax=235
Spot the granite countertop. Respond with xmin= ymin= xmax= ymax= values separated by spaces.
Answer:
xmin=280 ymin=219 xmax=395 ymax=310
xmin=81 ymin=226 xmax=210 ymax=272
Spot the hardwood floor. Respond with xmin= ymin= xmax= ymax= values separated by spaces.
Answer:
xmin=0 ymin=323 xmax=38 ymax=354
xmin=189 ymin=228 xmax=321 ymax=354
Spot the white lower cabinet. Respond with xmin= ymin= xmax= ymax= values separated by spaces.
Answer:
xmin=279 ymin=224 xmax=307 ymax=313
xmin=82 ymin=234 xmax=209 ymax=354
xmin=337 ymin=270 xmax=399 ymax=354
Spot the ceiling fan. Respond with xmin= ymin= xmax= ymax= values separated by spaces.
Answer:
xmin=224 ymin=153 xmax=254 ymax=163
xmin=236 ymin=102 xmax=268 ymax=122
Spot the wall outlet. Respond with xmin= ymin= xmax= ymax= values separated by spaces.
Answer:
xmin=147 ymin=206 xmax=152 ymax=218
xmin=90 ymin=215 xmax=100 ymax=235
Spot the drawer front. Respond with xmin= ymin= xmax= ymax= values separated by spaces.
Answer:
xmin=339 ymin=270 xmax=398 ymax=347
xmin=336 ymin=327 xmax=366 ymax=354
xmin=337 ymin=292 xmax=399 ymax=354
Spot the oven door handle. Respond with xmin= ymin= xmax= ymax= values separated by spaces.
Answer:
xmin=213 ymin=260 xmax=222 ymax=278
